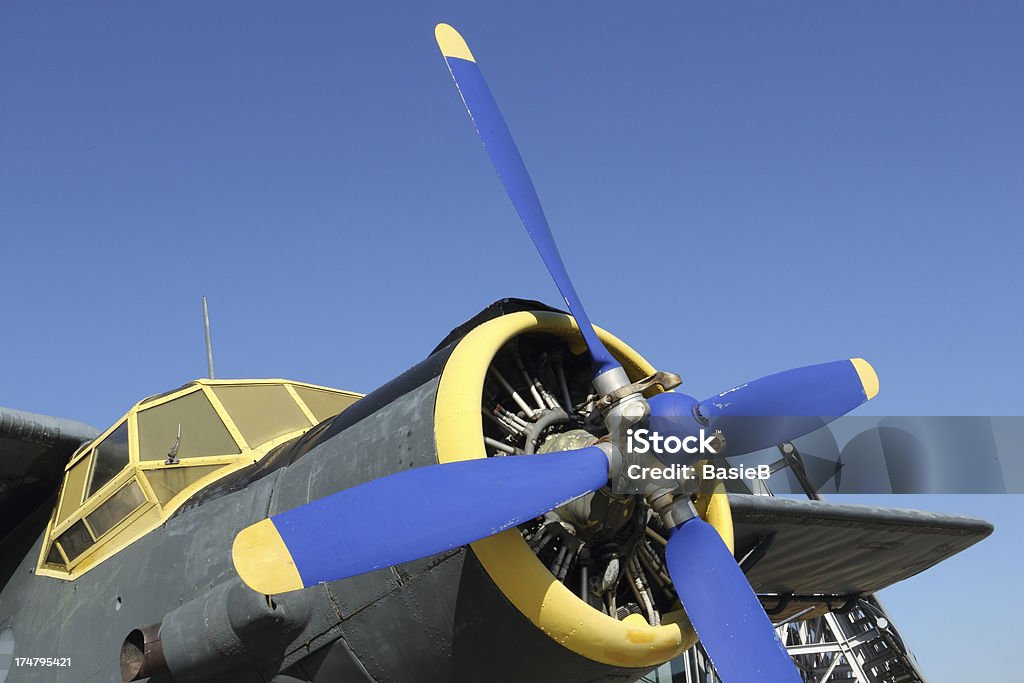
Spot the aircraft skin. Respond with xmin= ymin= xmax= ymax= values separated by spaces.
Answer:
xmin=0 ymin=303 xmax=691 ymax=683
xmin=0 ymin=300 xmax=994 ymax=683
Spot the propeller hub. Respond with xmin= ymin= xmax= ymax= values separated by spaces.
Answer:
xmin=652 ymin=496 xmax=699 ymax=531
xmin=592 ymin=366 xmax=635 ymax=400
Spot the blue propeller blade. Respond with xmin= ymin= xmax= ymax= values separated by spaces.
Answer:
xmin=435 ymin=24 xmax=620 ymax=378
xmin=649 ymin=358 xmax=878 ymax=457
xmin=232 ymin=446 xmax=610 ymax=595
xmin=667 ymin=517 xmax=801 ymax=683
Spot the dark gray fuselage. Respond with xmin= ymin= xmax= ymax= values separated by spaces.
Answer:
xmin=0 ymin=346 xmax=645 ymax=683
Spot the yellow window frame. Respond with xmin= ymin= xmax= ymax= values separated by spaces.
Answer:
xmin=36 ymin=378 xmax=362 ymax=580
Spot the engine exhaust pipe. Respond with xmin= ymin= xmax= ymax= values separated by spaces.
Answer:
xmin=120 ymin=578 xmax=312 ymax=682
xmin=120 ymin=623 xmax=167 ymax=682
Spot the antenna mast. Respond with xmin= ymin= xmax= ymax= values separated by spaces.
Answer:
xmin=202 ymin=296 xmax=215 ymax=379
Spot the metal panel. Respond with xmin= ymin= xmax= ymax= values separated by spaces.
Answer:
xmin=729 ymin=494 xmax=993 ymax=598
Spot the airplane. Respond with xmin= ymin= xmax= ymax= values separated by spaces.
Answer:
xmin=0 ymin=23 xmax=992 ymax=683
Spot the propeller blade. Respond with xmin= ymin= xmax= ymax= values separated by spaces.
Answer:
xmin=232 ymin=446 xmax=610 ymax=595
xmin=698 ymin=358 xmax=878 ymax=455
xmin=434 ymin=23 xmax=619 ymax=377
xmin=649 ymin=358 xmax=878 ymax=457
xmin=666 ymin=517 xmax=801 ymax=683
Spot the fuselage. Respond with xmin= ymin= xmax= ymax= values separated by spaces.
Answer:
xmin=1 ymin=305 xmax=673 ymax=683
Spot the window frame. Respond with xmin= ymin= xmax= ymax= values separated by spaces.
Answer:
xmin=84 ymin=419 xmax=131 ymax=501
xmin=38 ymin=379 xmax=363 ymax=578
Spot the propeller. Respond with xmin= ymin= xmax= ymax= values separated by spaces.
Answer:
xmin=666 ymin=516 xmax=799 ymax=682
xmin=233 ymin=447 xmax=611 ymax=595
xmin=229 ymin=23 xmax=882 ymax=683
xmin=649 ymin=358 xmax=879 ymax=459
xmin=434 ymin=23 xmax=619 ymax=379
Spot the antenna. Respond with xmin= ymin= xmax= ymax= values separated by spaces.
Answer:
xmin=202 ymin=296 xmax=215 ymax=379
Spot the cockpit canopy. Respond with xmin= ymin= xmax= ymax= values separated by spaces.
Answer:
xmin=40 ymin=379 xmax=360 ymax=578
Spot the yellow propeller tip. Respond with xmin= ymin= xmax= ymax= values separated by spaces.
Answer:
xmin=435 ymin=23 xmax=475 ymax=62
xmin=232 ymin=518 xmax=305 ymax=595
xmin=850 ymin=358 xmax=879 ymax=400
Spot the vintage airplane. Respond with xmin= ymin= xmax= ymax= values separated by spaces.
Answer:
xmin=0 ymin=24 xmax=992 ymax=683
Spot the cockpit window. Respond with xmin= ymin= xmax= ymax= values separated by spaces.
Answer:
xmin=56 ymin=451 xmax=93 ymax=525
xmin=45 ymin=542 xmax=64 ymax=566
xmin=145 ymin=464 xmax=223 ymax=506
xmin=86 ymin=421 xmax=130 ymax=498
xmin=55 ymin=520 xmax=93 ymax=563
xmin=292 ymin=385 xmax=360 ymax=422
xmin=86 ymin=479 xmax=146 ymax=537
xmin=39 ymin=379 xmax=362 ymax=579
xmin=137 ymin=390 xmax=239 ymax=461
xmin=211 ymin=384 xmax=312 ymax=448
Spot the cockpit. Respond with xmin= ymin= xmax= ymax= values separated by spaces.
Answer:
xmin=38 ymin=379 xmax=360 ymax=579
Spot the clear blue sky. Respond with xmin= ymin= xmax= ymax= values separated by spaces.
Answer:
xmin=1 ymin=3 xmax=1020 ymax=680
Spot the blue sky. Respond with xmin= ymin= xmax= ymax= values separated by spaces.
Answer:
xmin=1 ymin=3 xmax=1020 ymax=680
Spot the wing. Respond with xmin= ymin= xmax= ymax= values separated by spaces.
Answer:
xmin=729 ymin=494 xmax=993 ymax=621
xmin=0 ymin=406 xmax=99 ymax=541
